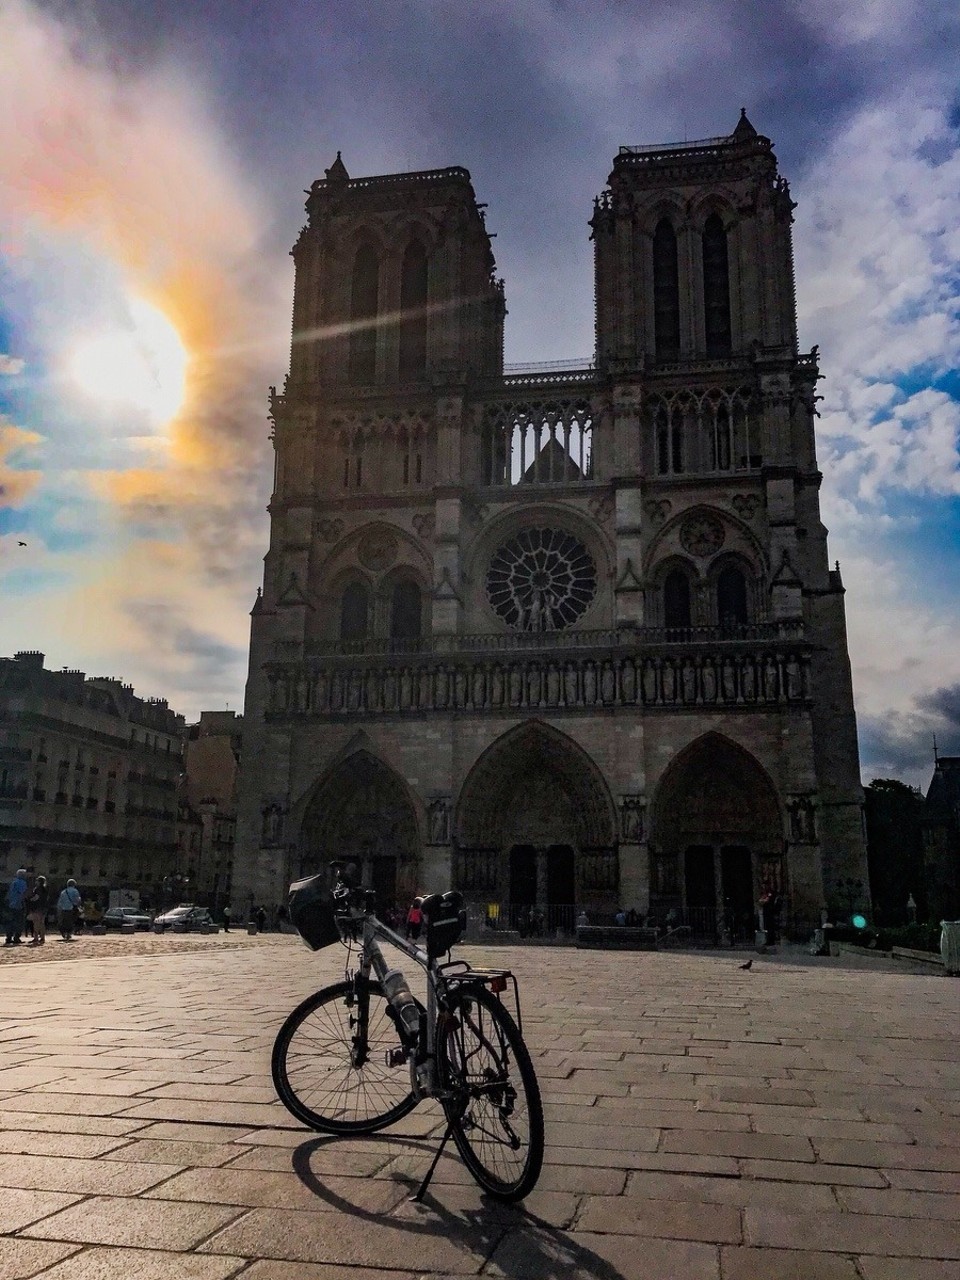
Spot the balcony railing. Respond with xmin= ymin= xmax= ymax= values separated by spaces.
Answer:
xmin=302 ymin=620 xmax=803 ymax=660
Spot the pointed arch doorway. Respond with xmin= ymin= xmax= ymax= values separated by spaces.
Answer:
xmin=652 ymin=734 xmax=782 ymax=941
xmin=456 ymin=722 xmax=616 ymax=930
xmin=299 ymin=751 xmax=420 ymax=911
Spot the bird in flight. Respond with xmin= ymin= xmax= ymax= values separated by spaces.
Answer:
xmin=18 ymin=540 xmax=27 ymax=547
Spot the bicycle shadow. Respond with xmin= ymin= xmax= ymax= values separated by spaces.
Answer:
xmin=291 ymin=1133 xmax=629 ymax=1280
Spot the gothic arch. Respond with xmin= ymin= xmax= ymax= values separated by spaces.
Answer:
xmin=644 ymin=503 xmax=767 ymax=579
xmin=456 ymin=721 xmax=616 ymax=851
xmin=298 ymin=749 xmax=421 ymax=903
xmin=649 ymin=733 xmax=784 ymax=931
xmin=688 ymin=190 xmax=738 ymax=231
xmin=636 ymin=196 xmax=686 ymax=237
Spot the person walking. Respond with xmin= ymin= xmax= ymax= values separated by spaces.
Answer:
xmin=254 ymin=905 xmax=267 ymax=933
xmin=25 ymin=875 xmax=49 ymax=946
xmin=222 ymin=904 xmax=232 ymax=933
xmin=57 ymin=879 xmax=82 ymax=941
xmin=405 ymin=897 xmax=424 ymax=941
xmin=4 ymin=868 xmax=29 ymax=946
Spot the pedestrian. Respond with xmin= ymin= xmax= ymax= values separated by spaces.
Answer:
xmin=255 ymin=905 xmax=267 ymax=933
xmin=4 ymin=868 xmax=29 ymax=946
xmin=26 ymin=875 xmax=49 ymax=947
xmin=222 ymin=903 xmax=232 ymax=933
xmin=57 ymin=879 xmax=82 ymax=941
xmin=405 ymin=896 xmax=423 ymax=941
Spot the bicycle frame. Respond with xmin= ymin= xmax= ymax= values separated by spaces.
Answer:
xmin=337 ymin=906 xmax=441 ymax=1097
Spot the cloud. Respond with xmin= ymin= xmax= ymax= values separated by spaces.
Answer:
xmin=0 ymin=1 xmax=286 ymax=706
xmin=0 ymin=354 xmax=25 ymax=375
xmin=0 ymin=419 xmax=42 ymax=508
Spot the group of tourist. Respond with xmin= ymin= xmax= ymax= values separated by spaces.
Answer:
xmin=4 ymin=870 xmax=84 ymax=946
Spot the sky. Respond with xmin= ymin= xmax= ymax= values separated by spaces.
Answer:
xmin=1 ymin=0 xmax=958 ymax=788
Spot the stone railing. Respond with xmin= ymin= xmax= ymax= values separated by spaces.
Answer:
xmin=266 ymin=639 xmax=811 ymax=719
xmin=302 ymin=621 xmax=803 ymax=659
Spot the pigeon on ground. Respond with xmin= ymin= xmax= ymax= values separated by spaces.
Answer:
xmin=739 ymin=958 xmax=753 ymax=970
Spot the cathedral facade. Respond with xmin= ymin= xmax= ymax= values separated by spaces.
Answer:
xmin=234 ymin=114 xmax=869 ymax=938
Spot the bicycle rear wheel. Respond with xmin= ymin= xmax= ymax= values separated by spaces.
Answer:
xmin=272 ymin=979 xmax=420 ymax=1134
xmin=439 ymin=983 xmax=544 ymax=1201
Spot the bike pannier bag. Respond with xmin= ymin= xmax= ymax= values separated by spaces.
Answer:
xmin=288 ymin=874 xmax=340 ymax=951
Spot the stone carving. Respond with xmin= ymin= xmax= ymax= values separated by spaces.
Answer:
xmin=731 ymin=494 xmax=761 ymax=521
xmin=680 ymin=513 xmax=726 ymax=557
xmin=588 ymin=493 xmax=614 ymax=523
xmin=428 ymin=796 xmax=451 ymax=844
xmin=357 ymin=529 xmax=399 ymax=571
xmin=486 ymin=528 xmax=597 ymax=631
xmin=261 ymin=803 xmax=285 ymax=846
xmin=620 ymin=796 xmax=645 ymax=842
xmin=788 ymin=795 xmax=816 ymax=843
xmin=314 ymin=518 xmax=344 ymax=541
xmin=267 ymin=646 xmax=811 ymax=718
xmin=412 ymin=512 xmax=435 ymax=538
xmin=644 ymin=498 xmax=672 ymax=526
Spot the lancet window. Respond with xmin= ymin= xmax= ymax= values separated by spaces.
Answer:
xmin=664 ymin=569 xmax=692 ymax=630
xmin=650 ymin=387 xmax=757 ymax=476
xmin=480 ymin=400 xmax=593 ymax=487
xmin=717 ymin=565 xmax=749 ymax=626
xmin=399 ymin=240 xmax=429 ymax=380
xmin=653 ymin=218 xmax=680 ymax=361
xmin=702 ymin=214 xmax=732 ymax=357
xmin=349 ymin=243 xmax=379 ymax=384
xmin=340 ymin=582 xmax=370 ymax=642
xmin=390 ymin=580 xmax=423 ymax=641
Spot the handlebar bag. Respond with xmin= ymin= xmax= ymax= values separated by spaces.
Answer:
xmin=288 ymin=874 xmax=340 ymax=951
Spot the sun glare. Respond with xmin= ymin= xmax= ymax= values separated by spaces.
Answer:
xmin=68 ymin=298 xmax=188 ymax=427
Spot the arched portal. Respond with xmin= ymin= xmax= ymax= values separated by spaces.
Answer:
xmin=455 ymin=723 xmax=617 ymax=928
xmin=299 ymin=751 xmax=420 ymax=910
xmin=651 ymin=734 xmax=782 ymax=941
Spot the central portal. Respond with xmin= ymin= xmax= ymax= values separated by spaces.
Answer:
xmin=457 ymin=722 xmax=617 ymax=927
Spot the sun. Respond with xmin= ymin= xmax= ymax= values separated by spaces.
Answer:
xmin=68 ymin=297 xmax=188 ymax=427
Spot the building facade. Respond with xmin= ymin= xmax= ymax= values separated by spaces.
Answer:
xmin=234 ymin=115 xmax=869 ymax=937
xmin=922 ymin=756 xmax=960 ymax=923
xmin=0 ymin=650 xmax=184 ymax=905
xmin=175 ymin=710 xmax=242 ymax=913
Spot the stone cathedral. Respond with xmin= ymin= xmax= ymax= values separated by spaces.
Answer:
xmin=234 ymin=113 xmax=870 ymax=939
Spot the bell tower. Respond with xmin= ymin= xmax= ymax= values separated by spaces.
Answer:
xmin=288 ymin=154 xmax=504 ymax=389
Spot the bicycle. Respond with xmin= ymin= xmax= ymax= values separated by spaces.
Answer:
xmin=271 ymin=863 xmax=544 ymax=1202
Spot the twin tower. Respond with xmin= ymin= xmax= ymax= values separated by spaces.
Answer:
xmin=235 ymin=114 xmax=869 ymax=939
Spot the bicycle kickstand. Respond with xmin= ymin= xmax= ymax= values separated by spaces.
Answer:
xmin=412 ymin=1117 xmax=456 ymax=1203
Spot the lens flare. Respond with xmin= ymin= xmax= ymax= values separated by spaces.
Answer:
xmin=68 ymin=298 xmax=188 ymax=427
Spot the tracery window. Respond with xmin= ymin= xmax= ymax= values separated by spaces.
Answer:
xmin=486 ymin=528 xmax=597 ymax=631
xmin=702 ymin=213 xmax=731 ymax=357
xmin=653 ymin=218 xmax=680 ymax=360
xmin=349 ymin=243 xmax=379 ymax=384
xmin=649 ymin=388 xmax=758 ymax=475
xmin=340 ymin=582 xmax=370 ymax=642
xmin=664 ymin=569 xmax=692 ymax=630
xmin=480 ymin=401 xmax=592 ymax=487
xmin=399 ymin=240 xmax=428 ymax=380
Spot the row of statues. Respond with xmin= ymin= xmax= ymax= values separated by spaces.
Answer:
xmin=267 ymin=649 xmax=811 ymax=716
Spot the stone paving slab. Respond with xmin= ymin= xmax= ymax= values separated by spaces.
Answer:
xmin=0 ymin=937 xmax=957 ymax=1278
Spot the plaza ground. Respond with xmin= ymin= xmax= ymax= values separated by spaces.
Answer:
xmin=0 ymin=933 xmax=957 ymax=1279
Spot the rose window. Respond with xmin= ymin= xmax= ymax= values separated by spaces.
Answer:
xmin=486 ymin=528 xmax=597 ymax=631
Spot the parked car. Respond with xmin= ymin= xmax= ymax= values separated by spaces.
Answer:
xmin=102 ymin=906 xmax=153 ymax=931
xmin=153 ymin=905 xmax=213 ymax=932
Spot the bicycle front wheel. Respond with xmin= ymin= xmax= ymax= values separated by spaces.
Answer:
xmin=272 ymin=979 xmax=419 ymax=1134
xmin=439 ymin=983 xmax=544 ymax=1201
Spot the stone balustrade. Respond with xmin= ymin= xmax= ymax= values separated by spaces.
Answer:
xmin=265 ymin=640 xmax=811 ymax=719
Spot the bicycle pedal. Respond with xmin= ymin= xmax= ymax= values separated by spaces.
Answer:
xmin=386 ymin=1046 xmax=409 ymax=1067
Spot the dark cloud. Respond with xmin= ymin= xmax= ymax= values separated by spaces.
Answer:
xmin=916 ymin=683 xmax=960 ymax=730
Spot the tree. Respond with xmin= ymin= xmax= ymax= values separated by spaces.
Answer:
xmin=864 ymin=779 xmax=926 ymax=925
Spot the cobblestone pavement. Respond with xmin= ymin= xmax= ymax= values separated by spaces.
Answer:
xmin=0 ymin=938 xmax=957 ymax=1279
